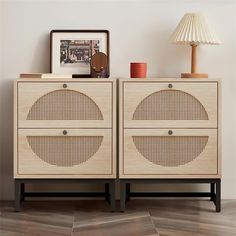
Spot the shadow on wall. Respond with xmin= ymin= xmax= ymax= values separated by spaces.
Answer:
xmin=160 ymin=25 xmax=190 ymax=77
xmin=132 ymin=23 xmax=189 ymax=78
xmin=0 ymin=80 xmax=14 ymax=200
xmin=0 ymin=33 xmax=51 ymax=200
xmin=29 ymin=33 xmax=51 ymax=74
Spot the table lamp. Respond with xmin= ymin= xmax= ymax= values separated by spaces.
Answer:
xmin=170 ymin=13 xmax=221 ymax=78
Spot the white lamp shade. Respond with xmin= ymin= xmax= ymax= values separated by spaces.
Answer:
xmin=170 ymin=13 xmax=221 ymax=45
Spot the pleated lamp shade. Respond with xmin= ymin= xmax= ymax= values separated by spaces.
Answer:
xmin=170 ymin=13 xmax=221 ymax=45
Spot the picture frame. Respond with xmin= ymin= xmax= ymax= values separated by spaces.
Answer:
xmin=50 ymin=30 xmax=110 ymax=78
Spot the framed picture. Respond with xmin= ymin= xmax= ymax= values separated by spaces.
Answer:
xmin=50 ymin=30 xmax=110 ymax=77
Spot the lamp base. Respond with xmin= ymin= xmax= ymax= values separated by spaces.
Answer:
xmin=181 ymin=73 xmax=208 ymax=79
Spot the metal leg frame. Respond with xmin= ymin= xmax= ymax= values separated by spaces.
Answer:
xmin=15 ymin=180 xmax=21 ymax=212
xmin=210 ymin=183 xmax=215 ymax=201
xmin=126 ymin=183 xmax=131 ymax=202
xmin=15 ymin=179 xmax=116 ymax=212
xmin=109 ymin=181 xmax=116 ymax=212
xmin=120 ymin=180 xmax=126 ymax=212
xmin=120 ymin=179 xmax=221 ymax=212
xmin=105 ymin=183 xmax=110 ymax=204
xmin=216 ymin=180 xmax=221 ymax=212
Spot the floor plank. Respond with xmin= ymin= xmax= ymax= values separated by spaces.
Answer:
xmin=0 ymin=200 xmax=235 ymax=236
xmin=73 ymin=211 xmax=157 ymax=236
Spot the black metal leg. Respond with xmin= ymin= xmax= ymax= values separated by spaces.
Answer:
xmin=15 ymin=180 xmax=21 ymax=212
xmin=210 ymin=183 xmax=215 ymax=201
xmin=109 ymin=181 xmax=116 ymax=212
xmin=216 ymin=180 xmax=221 ymax=212
xmin=105 ymin=183 xmax=110 ymax=203
xmin=20 ymin=183 xmax=25 ymax=202
xmin=126 ymin=183 xmax=130 ymax=202
xmin=120 ymin=180 xmax=126 ymax=212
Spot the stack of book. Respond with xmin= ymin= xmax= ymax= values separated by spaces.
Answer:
xmin=20 ymin=73 xmax=73 ymax=79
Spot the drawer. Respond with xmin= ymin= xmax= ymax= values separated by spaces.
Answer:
xmin=17 ymin=81 xmax=113 ymax=128
xmin=122 ymin=81 xmax=218 ymax=128
xmin=15 ymin=129 xmax=114 ymax=177
xmin=120 ymin=129 xmax=219 ymax=178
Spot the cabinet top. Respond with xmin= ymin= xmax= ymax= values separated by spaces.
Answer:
xmin=119 ymin=78 xmax=221 ymax=82
xmin=15 ymin=78 xmax=117 ymax=82
xmin=15 ymin=77 xmax=221 ymax=82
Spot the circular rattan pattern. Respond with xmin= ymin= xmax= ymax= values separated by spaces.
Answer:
xmin=27 ymin=89 xmax=103 ymax=120
xmin=133 ymin=136 xmax=209 ymax=167
xmin=132 ymin=90 xmax=209 ymax=120
xmin=27 ymin=136 xmax=103 ymax=166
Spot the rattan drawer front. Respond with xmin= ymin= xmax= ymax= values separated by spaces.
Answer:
xmin=16 ymin=129 xmax=114 ymax=178
xmin=17 ymin=81 xmax=113 ymax=128
xmin=122 ymin=81 xmax=218 ymax=128
xmin=120 ymin=129 xmax=219 ymax=178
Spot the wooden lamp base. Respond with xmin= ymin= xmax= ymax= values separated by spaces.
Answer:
xmin=181 ymin=73 xmax=208 ymax=78
xmin=181 ymin=44 xmax=208 ymax=79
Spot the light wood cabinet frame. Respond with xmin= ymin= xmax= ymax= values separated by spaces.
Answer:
xmin=119 ymin=78 xmax=221 ymax=179
xmin=14 ymin=79 xmax=117 ymax=179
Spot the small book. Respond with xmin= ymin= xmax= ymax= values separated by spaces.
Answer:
xmin=20 ymin=73 xmax=73 ymax=79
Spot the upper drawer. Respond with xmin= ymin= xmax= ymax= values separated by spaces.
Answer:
xmin=16 ymin=81 xmax=113 ymax=128
xmin=121 ymin=81 xmax=218 ymax=128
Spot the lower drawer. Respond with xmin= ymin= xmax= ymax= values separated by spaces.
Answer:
xmin=15 ymin=129 xmax=114 ymax=178
xmin=120 ymin=129 xmax=219 ymax=178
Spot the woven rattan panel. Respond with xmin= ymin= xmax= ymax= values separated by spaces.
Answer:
xmin=27 ymin=136 xmax=103 ymax=166
xmin=132 ymin=90 xmax=208 ymax=120
xmin=27 ymin=90 xmax=103 ymax=120
xmin=132 ymin=136 xmax=208 ymax=167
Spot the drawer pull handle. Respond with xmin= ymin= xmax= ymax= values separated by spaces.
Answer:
xmin=168 ymin=83 xmax=173 ymax=88
xmin=168 ymin=130 xmax=173 ymax=135
xmin=63 ymin=130 xmax=67 ymax=135
xmin=63 ymin=84 xmax=67 ymax=88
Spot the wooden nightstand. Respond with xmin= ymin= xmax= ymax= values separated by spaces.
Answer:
xmin=14 ymin=78 xmax=117 ymax=211
xmin=119 ymin=78 xmax=221 ymax=212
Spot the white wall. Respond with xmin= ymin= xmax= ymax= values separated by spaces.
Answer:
xmin=0 ymin=0 xmax=236 ymax=200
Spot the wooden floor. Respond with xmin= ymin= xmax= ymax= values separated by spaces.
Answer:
xmin=0 ymin=199 xmax=236 ymax=236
